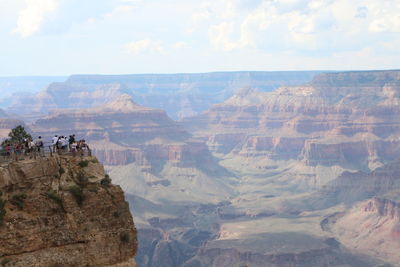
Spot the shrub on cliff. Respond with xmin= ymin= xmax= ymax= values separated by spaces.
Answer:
xmin=120 ymin=232 xmax=130 ymax=243
xmin=1 ymin=125 xmax=31 ymax=146
xmin=45 ymin=190 xmax=63 ymax=206
xmin=10 ymin=194 xmax=26 ymax=210
xmin=100 ymin=174 xmax=112 ymax=187
xmin=76 ymin=170 xmax=88 ymax=187
xmin=0 ymin=192 xmax=6 ymax=225
xmin=1 ymin=258 xmax=11 ymax=266
xmin=78 ymin=160 xmax=90 ymax=168
xmin=68 ymin=186 xmax=85 ymax=206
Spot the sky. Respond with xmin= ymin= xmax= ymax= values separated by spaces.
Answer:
xmin=0 ymin=0 xmax=399 ymax=76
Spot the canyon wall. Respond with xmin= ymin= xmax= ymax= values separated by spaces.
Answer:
xmin=0 ymin=155 xmax=137 ymax=266
xmin=326 ymin=198 xmax=400 ymax=266
xmin=184 ymin=70 xmax=400 ymax=187
xmin=6 ymin=70 xmax=399 ymax=266
xmin=5 ymin=71 xmax=321 ymax=120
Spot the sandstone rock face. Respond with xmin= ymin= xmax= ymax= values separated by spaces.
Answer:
xmin=11 ymin=70 xmax=400 ymax=267
xmin=6 ymin=71 xmax=321 ymax=120
xmin=0 ymin=155 xmax=137 ymax=266
xmin=33 ymin=94 xmax=189 ymax=145
xmin=306 ymin=159 xmax=400 ymax=210
xmin=30 ymin=95 xmax=224 ymax=177
xmin=185 ymin=70 xmax=400 ymax=185
xmin=0 ymin=76 xmax=66 ymax=107
xmin=330 ymin=198 xmax=400 ymax=266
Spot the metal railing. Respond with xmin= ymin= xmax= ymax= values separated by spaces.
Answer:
xmin=0 ymin=143 xmax=92 ymax=164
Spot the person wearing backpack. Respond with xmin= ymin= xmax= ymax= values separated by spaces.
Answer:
xmin=35 ymin=136 xmax=44 ymax=156
xmin=69 ymin=134 xmax=75 ymax=151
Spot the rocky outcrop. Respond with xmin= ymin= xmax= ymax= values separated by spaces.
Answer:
xmin=31 ymin=95 xmax=197 ymax=167
xmin=92 ymin=140 xmax=215 ymax=168
xmin=5 ymin=71 xmax=321 ymax=120
xmin=307 ymin=159 xmax=400 ymax=209
xmin=330 ymin=198 xmax=400 ymax=266
xmin=0 ymin=155 xmax=137 ymax=266
xmin=185 ymin=70 xmax=400 ymax=174
xmin=33 ymin=94 xmax=189 ymax=146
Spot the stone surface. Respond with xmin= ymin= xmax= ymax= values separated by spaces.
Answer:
xmin=0 ymin=155 xmax=137 ymax=266
xmin=184 ymin=70 xmax=400 ymax=187
xmin=5 ymin=70 xmax=400 ymax=267
xmin=5 ymin=71 xmax=321 ymax=120
xmin=330 ymin=198 xmax=400 ymax=266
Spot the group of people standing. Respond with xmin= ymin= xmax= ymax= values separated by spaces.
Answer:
xmin=3 ymin=136 xmax=45 ymax=156
xmin=52 ymin=134 xmax=90 ymax=154
xmin=1 ymin=134 xmax=90 ymax=160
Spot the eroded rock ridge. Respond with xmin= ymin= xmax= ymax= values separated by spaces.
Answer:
xmin=0 ymin=155 xmax=138 ymax=266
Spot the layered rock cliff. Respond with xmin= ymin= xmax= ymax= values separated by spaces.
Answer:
xmin=309 ymin=159 xmax=400 ymax=209
xmin=329 ymin=198 xmax=400 ymax=265
xmin=0 ymin=155 xmax=137 ymax=266
xmin=5 ymin=71 xmax=321 ymax=120
xmin=184 ymin=70 xmax=400 ymax=187
xmin=32 ymin=95 xmax=192 ymax=166
xmin=9 ymin=70 xmax=399 ymax=266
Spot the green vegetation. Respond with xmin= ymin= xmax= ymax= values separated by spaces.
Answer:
xmin=113 ymin=211 xmax=120 ymax=218
xmin=87 ymin=184 xmax=98 ymax=193
xmin=0 ymin=192 xmax=6 ymax=225
xmin=1 ymin=125 xmax=31 ymax=146
xmin=76 ymin=170 xmax=88 ymax=187
xmin=68 ymin=186 xmax=85 ymax=206
xmin=59 ymin=167 xmax=65 ymax=176
xmin=1 ymin=258 xmax=11 ymax=266
xmin=120 ymin=232 xmax=130 ymax=243
xmin=100 ymin=174 xmax=112 ymax=187
xmin=10 ymin=194 xmax=26 ymax=210
xmin=90 ymin=158 xmax=99 ymax=163
xmin=45 ymin=190 xmax=63 ymax=206
xmin=78 ymin=160 xmax=90 ymax=168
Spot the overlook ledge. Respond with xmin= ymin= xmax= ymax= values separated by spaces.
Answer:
xmin=0 ymin=155 xmax=137 ymax=267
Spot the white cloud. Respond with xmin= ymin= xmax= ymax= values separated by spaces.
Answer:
xmin=368 ymin=0 xmax=400 ymax=33
xmin=13 ymin=0 xmax=58 ymax=37
xmin=174 ymin=42 xmax=189 ymax=50
xmin=209 ymin=20 xmax=256 ymax=51
xmin=105 ymin=0 xmax=142 ymax=18
xmin=202 ymin=0 xmax=400 ymax=53
xmin=126 ymin=39 xmax=164 ymax=55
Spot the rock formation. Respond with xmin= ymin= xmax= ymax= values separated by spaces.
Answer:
xmin=0 ymin=155 xmax=137 ymax=266
xmin=5 ymin=71 xmax=321 ymax=120
xmin=6 ymin=70 xmax=400 ymax=266
xmin=184 ymin=70 xmax=400 ymax=187
xmin=31 ymin=94 xmax=199 ymax=167
xmin=306 ymin=159 xmax=400 ymax=210
xmin=330 ymin=198 xmax=400 ymax=265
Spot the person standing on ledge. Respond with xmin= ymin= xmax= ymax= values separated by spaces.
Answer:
xmin=35 ymin=136 xmax=44 ymax=156
xmin=52 ymin=135 xmax=58 ymax=152
xmin=69 ymin=134 xmax=75 ymax=151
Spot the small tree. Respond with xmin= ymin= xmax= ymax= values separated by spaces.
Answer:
xmin=2 ymin=125 xmax=31 ymax=146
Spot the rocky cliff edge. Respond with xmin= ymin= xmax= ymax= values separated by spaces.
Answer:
xmin=0 ymin=155 xmax=137 ymax=266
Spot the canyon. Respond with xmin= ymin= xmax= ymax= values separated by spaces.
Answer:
xmin=0 ymin=70 xmax=399 ymax=266
xmin=3 ymin=71 xmax=321 ymax=120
